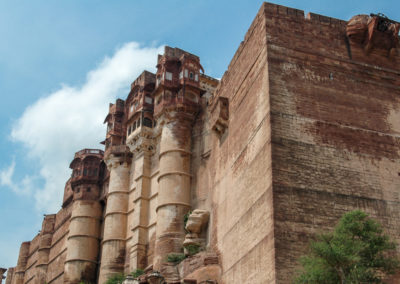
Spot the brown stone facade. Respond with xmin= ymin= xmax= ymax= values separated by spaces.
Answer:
xmin=7 ymin=2 xmax=400 ymax=284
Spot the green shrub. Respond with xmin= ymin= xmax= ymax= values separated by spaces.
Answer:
xmin=294 ymin=210 xmax=400 ymax=283
xmin=185 ymin=244 xmax=200 ymax=256
xmin=105 ymin=273 xmax=125 ymax=284
xmin=131 ymin=268 xmax=144 ymax=278
xmin=166 ymin=253 xmax=186 ymax=264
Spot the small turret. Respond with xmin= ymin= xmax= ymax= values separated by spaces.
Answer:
xmin=69 ymin=148 xmax=105 ymax=201
xmin=103 ymin=99 xmax=126 ymax=150
xmin=126 ymin=71 xmax=156 ymax=141
xmin=153 ymin=46 xmax=204 ymax=119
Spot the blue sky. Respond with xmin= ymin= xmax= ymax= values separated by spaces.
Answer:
xmin=0 ymin=0 xmax=399 ymax=271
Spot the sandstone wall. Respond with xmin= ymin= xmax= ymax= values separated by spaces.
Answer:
xmin=46 ymin=205 xmax=71 ymax=284
xmin=262 ymin=3 xmax=400 ymax=283
xmin=11 ymin=205 xmax=71 ymax=284
xmin=198 ymin=4 xmax=276 ymax=283
xmin=24 ymin=235 xmax=39 ymax=283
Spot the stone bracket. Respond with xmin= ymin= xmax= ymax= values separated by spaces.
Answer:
xmin=210 ymin=97 xmax=229 ymax=137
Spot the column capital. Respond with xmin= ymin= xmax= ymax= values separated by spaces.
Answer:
xmin=126 ymin=127 xmax=156 ymax=157
xmin=104 ymin=145 xmax=132 ymax=169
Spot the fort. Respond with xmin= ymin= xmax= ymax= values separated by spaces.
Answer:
xmin=3 ymin=2 xmax=400 ymax=283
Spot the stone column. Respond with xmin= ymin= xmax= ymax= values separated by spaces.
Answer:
xmin=13 ymin=242 xmax=30 ymax=284
xmin=129 ymin=146 xmax=152 ymax=271
xmin=64 ymin=201 xmax=102 ymax=284
xmin=98 ymin=158 xmax=130 ymax=284
xmin=0 ymin=268 xmax=7 ymax=284
xmin=154 ymin=115 xmax=193 ymax=270
xmin=36 ymin=215 xmax=55 ymax=284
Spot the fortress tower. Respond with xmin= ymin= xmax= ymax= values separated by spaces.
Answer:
xmin=98 ymin=98 xmax=131 ymax=283
xmin=64 ymin=149 xmax=105 ymax=284
xmin=152 ymin=47 xmax=204 ymax=272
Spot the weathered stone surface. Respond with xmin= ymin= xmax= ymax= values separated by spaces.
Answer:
xmin=185 ymin=210 xmax=209 ymax=235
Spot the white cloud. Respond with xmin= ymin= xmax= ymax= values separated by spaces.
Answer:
xmin=0 ymin=160 xmax=33 ymax=195
xmin=8 ymin=42 xmax=163 ymax=212
xmin=0 ymin=160 xmax=15 ymax=187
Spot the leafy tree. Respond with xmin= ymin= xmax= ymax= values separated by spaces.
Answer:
xmin=295 ymin=210 xmax=399 ymax=283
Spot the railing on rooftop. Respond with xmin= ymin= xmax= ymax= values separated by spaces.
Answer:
xmin=74 ymin=149 xmax=104 ymax=158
